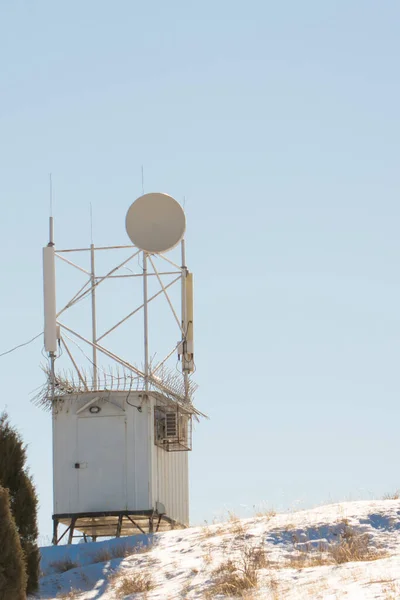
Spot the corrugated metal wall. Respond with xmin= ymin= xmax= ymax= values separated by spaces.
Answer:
xmin=153 ymin=446 xmax=189 ymax=525
xmin=126 ymin=398 xmax=151 ymax=511
xmin=150 ymin=399 xmax=189 ymax=526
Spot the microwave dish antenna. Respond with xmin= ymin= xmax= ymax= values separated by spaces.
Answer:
xmin=125 ymin=192 xmax=186 ymax=253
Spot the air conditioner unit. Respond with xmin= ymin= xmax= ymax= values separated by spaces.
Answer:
xmin=154 ymin=405 xmax=192 ymax=452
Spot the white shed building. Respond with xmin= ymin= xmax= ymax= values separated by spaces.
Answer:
xmin=52 ymin=389 xmax=197 ymax=543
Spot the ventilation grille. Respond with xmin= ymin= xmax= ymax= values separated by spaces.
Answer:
xmin=165 ymin=412 xmax=178 ymax=438
xmin=154 ymin=406 xmax=192 ymax=452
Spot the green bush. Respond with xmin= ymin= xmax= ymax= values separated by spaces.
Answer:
xmin=0 ymin=413 xmax=40 ymax=594
xmin=0 ymin=486 xmax=27 ymax=599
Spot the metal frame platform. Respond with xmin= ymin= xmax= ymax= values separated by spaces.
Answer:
xmin=52 ymin=510 xmax=182 ymax=545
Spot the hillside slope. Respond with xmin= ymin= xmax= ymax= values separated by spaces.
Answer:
xmin=37 ymin=500 xmax=400 ymax=599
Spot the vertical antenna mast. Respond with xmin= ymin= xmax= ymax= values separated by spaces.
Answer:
xmin=181 ymin=239 xmax=189 ymax=399
xmin=49 ymin=173 xmax=54 ymax=245
xmin=90 ymin=202 xmax=94 ymax=245
xmin=143 ymin=251 xmax=149 ymax=393
xmin=90 ymin=204 xmax=98 ymax=389
xmin=140 ymin=172 xmax=148 ymax=392
xmin=44 ymin=173 xmax=57 ymax=399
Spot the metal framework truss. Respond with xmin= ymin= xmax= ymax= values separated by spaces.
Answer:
xmin=40 ymin=224 xmax=203 ymax=416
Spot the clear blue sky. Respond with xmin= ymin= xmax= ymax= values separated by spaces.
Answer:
xmin=1 ymin=0 xmax=400 ymax=542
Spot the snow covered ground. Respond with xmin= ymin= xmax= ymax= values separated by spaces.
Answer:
xmin=36 ymin=500 xmax=400 ymax=599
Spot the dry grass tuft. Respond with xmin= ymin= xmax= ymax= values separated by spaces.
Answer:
xmin=111 ymin=570 xmax=155 ymax=597
xmin=254 ymin=505 xmax=277 ymax=519
xmin=50 ymin=558 xmax=80 ymax=573
xmin=245 ymin=544 xmax=268 ymax=570
xmin=56 ymin=590 xmax=81 ymax=599
xmin=382 ymin=580 xmax=399 ymax=600
xmin=206 ymin=558 xmax=257 ymax=598
xmin=202 ymin=544 xmax=214 ymax=565
xmin=367 ymin=578 xmax=400 ymax=600
xmin=227 ymin=511 xmax=246 ymax=536
xmin=201 ymin=522 xmax=214 ymax=539
xmin=180 ymin=581 xmax=193 ymax=598
xmin=383 ymin=490 xmax=400 ymax=500
xmin=289 ymin=524 xmax=385 ymax=569
xmin=90 ymin=542 xmax=146 ymax=563
xmin=90 ymin=548 xmax=113 ymax=563
xmin=330 ymin=526 xmax=380 ymax=563
xmin=200 ymin=521 xmax=227 ymax=540
xmin=267 ymin=575 xmax=281 ymax=600
xmin=289 ymin=548 xmax=332 ymax=569
xmin=202 ymin=513 xmax=251 ymax=540
xmin=205 ymin=544 xmax=267 ymax=598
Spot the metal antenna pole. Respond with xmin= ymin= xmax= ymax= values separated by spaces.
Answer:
xmin=48 ymin=181 xmax=56 ymax=399
xmin=90 ymin=202 xmax=93 ymax=245
xmin=49 ymin=173 xmax=53 ymax=215
xmin=49 ymin=174 xmax=54 ymax=248
xmin=49 ymin=217 xmax=54 ymax=247
xmin=90 ymin=243 xmax=98 ymax=389
xmin=143 ymin=251 xmax=149 ymax=393
xmin=181 ymin=239 xmax=189 ymax=399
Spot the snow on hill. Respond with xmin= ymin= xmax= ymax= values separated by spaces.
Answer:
xmin=36 ymin=499 xmax=400 ymax=599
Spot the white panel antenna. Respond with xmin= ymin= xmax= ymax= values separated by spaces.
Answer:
xmin=43 ymin=245 xmax=57 ymax=353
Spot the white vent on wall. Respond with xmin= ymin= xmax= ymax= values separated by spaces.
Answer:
xmin=165 ymin=412 xmax=178 ymax=438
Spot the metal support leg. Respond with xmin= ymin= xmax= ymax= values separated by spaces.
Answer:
xmin=116 ymin=515 xmax=123 ymax=538
xmin=56 ymin=525 xmax=71 ymax=545
xmin=52 ymin=519 xmax=59 ymax=545
xmin=126 ymin=515 xmax=146 ymax=535
xmin=155 ymin=514 xmax=162 ymax=533
xmin=68 ymin=518 xmax=76 ymax=544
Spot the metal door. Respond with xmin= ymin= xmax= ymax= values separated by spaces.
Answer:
xmin=77 ymin=416 xmax=127 ymax=513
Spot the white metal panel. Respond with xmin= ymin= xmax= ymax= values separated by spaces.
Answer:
xmin=53 ymin=392 xmax=153 ymax=516
xmin=185 ymin=272 xmax=194 ymax=354
xmin=43 ymin=246 xmax=57 ymax=353
xmin=150 ymin=399 xmax=189 ymax=526
xmin=52 ymin=411 xmax=79 ymax=514
xmin=125 ymin=396 xmax=151 ymax=511
xmin=77 ymin=415 xmax=127 ymax=512
xmin=154 ymin=447 xmax=189 ymax=525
